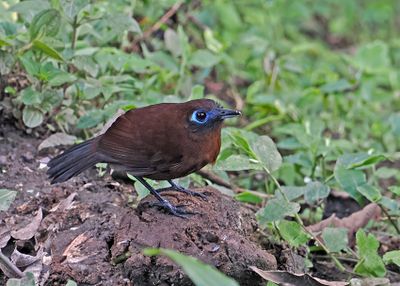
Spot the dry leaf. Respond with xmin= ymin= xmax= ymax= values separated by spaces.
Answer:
xmin=38 ymin=133 xmax=77 ymax=151
xmin=306 ymin=203 xmax=381 ymax=244
xmin=250 ymin=266 xmax=348 ymax=286
xmin=50 ymin=192 xmax=77 ymax=212
xmin=11 ymin=208 xmax=43 ymax=240
xmin=62 ymin=232 xmax=96 ymax=264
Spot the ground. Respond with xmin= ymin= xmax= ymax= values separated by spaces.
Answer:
xmin=0 ymin=122 xmax=277 ymax=285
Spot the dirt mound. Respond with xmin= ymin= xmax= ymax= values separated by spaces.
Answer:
xmin=0 ymin=124 xmax=277 ymax=285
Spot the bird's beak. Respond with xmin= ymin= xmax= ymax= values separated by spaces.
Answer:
xmin=217 ymin=108 xmax=242 ymax=120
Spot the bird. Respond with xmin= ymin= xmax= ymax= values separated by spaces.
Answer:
xmin=47 ymin=99 xmax=241 ymax=217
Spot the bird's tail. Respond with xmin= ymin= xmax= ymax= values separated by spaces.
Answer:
xmin=47 ymin=137 xmax=101 ymax=184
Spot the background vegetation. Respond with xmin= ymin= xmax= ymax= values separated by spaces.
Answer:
xmin=1 ymin=0 xmax=399 ymax=285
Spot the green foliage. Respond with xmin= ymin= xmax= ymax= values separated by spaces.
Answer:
xmin=144 ymin=248 xmax=239 ymax=286
xmin=6 ymin=272 xmax=35 ymax=286
xmin=1 ymin=0 xmax=399 ymax=279
xmin=0 ymin=189 xmax=17 ymax=211
xmin=354 ymin=230 xmax=386 ymax=277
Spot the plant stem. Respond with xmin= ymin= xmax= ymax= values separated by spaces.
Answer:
xmin=71 ymin=15 xmax=79 ymax=50
xmin=380 ymin=206 xmax=400 ymax=234
xmin=263 ymin=167 xmax=346 ymax=272
xmin=0 ymin=250 xmax=24 ymax=278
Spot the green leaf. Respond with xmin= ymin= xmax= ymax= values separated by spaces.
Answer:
xmin=388 ymin=186 xmax=400 ymax=196
xmin=356 ymin=184 xmax=382 ymax=202
xmin=334 ymin=166 xmax=365 ymax=202
xmin=6 ymin=272 xmax=35 ymax=286
xmin=22 ymin=107 xmax=44 ymax=128
xmin=0 ymin=38 xmax=12 ymax=47
xmin=277 ymin=220 xmax=310 ymax=247
xmin=65 ymin=280 xmax=78 ymax=286
xmin=250 ymin=135 xmax=282 ymax=172
xmin=144 ymin=248 xmax=239 ymax=286
xmin=190 ymin=50 xmax=220 ymax=68
xmin=32 ymin=40 xmax=64 ymax=61
xmin=256 ymin=196 xmax=300 ymax=224
xmin=48 ymin=72 xmax=77 ymax=86
xmin=214 ymin=154 xmax=261 ymax=171
xmin=234 ymin=191 xmax=262 ymax=204
xmin=336 ymin=153 xmax=386 ymax=170
xmin=320 ymin=79 xmax=352 ymax=93
xmin=60 ymin=0 xmax=89 ymax=20
xmin=354 ymin=229 xmax=386 ymax=277
xmin=29 ymin=9 xmax=61 ymax=40
xmin=189 ymin=85 xmax=205 ymax=100
xmin=304 ymin=181 xmax=330 ymax=204
xmin=0 ymin=189 xmax=17 ymax=211
xmin=19 ymin=54 xmax=40 ymax=76
xmin=20 ymin=87 xmax=42 ymax=105
xmin=353 ymin=41 xmax=390 ymax=73
xmin=322 ymin=227 xmax=348 ymax=252
xmin=383 ymin=250 xmax=400 ymax=267
xmin=76 ymin=111 xmax=104 ymax=129
xmin=204 ymin=28 xmax=223 ymax=53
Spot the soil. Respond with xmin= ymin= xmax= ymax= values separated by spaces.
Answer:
xmin=0 ymin=122 xmax=277 ymax=286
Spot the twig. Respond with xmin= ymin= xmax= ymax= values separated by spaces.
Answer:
xmin=0 ymin=250 xmax=24 ymax=278
xmin=380 ymin=206 xmax=400 ymax=234
xmin=133 ymin=1 xmax=183 ymax=45
xmin=196 ymin=169 xmax=232 ymax=189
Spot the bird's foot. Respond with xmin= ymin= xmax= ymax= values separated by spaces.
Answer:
xmin=158 ymin=184 xmax=208 ymax=200
xmin=145 ymin=200 xmax=197 ymax=218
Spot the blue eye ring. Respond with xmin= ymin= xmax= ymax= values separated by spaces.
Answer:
xmin=191 ymin=110 xmax=209 ymax=124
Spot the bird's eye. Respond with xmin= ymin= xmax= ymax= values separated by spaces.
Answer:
xmin=196 ymin=111 xmax=207 ymax=121
xmin=191 ymin=110 xmax=209 ymax=124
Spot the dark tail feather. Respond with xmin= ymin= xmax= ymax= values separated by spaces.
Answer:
xmin=47 ymin=138 xmax=100 ymax=184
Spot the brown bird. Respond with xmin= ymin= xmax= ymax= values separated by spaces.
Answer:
xmin=47 ymin=99 xmax=241 ymax=216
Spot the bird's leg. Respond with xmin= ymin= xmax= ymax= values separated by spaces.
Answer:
xmin=156 ymin=180 xmax=207 ymax=200
xmin=135 ymin=176 xmax=194 ymax=218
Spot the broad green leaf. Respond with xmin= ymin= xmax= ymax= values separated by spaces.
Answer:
xmin=76 ymin=111 xmax=104 ymax=129
xmin=388 ymin=186 xmax=400 ymax=196
xmin=334 ymin=166 xmax=365 ymax=202
xmin=234 ymin=191 xmax=262 ymax=204
xmin=190 ymin=50 xmax=220 ymax=68
xmin=60 ymin=0 xmax=90 ymax=20
xmin=304 ymin=181 xmax=330 ymax=204
xmin=356 ymin=184 xmax=381 ymax=202
xmin=214 ymin=154 xmax=261 ymax=171
xmin=22 ymin=107 xmax=44 ymax=128
xmin=383 ymin=250 xmax=400 ymax=267
xmin=19 ymin=54 xmax=40 ymax=76
xmin=164 ymin=28 xmax=181 ymax=57
xmin=32 ymin=40 xmax=64 ymax=61
xmin=353 ymin=41 xmax=390 ymax=73
xmin=9 ymin=1 xmax=50 ymax=22
xmin=20 ymin=87 xmax=42 ymax=105
xmin=29 ymin=9 xmax=60 ymax=40
xmin=336 ymin=153 xmax=386 ymax=170
xmin=320 ymin=79 xmax=352 ymax=93
xmin=144 ymin=248 xmax=239 ymax=286
xmin=256 ymin=197 xmax=300 ymax=224
xmin=48 ymin=72 xmax=77 ymax=86
xmin=0 ymin=189 xmax=17 ymax=211
xmin=322 ymin=227 xmax=348 ymax=253
xmin=250 ymin=135 xmax=282 ymax=172
xmin=6 ymin=272 xmax=35 ymax=286
xmin=65 ymin=280 xmax=78 ymax=286
xmin=281 ymin=186 xmax=306 ymax=201
xmin=354 ymin=229 xmax=386 ymax=277
xmin=277 ymin=220 xmax=310 ymax=247
xmin=389 ymin=113 xmax=400 ymax=136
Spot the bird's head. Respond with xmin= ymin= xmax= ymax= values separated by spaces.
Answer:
xmin=184 ymin=99 xmax=241 ymax=132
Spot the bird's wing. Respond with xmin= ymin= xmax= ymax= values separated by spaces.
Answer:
xmin=96 ymin=108 xmax=185 ymax=176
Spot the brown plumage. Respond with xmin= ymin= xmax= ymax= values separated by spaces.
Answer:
xmin=47 ymin=99 xmax=241 ymax=216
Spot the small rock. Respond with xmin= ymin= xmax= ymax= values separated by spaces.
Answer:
xmin=0 ymin=155 xmax=7 ymax=166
